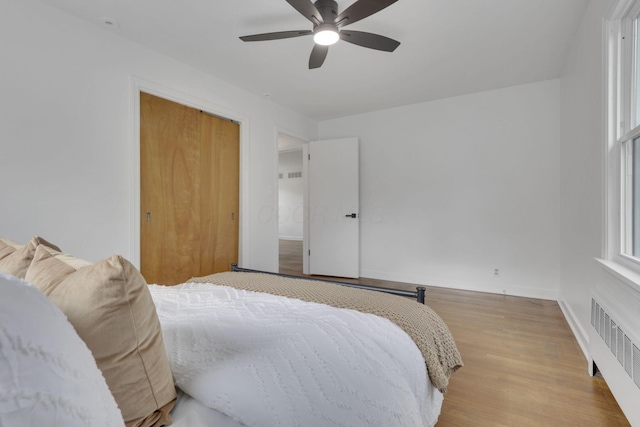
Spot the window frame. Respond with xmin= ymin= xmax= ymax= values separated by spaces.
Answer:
xmin=606 ymin=0 xmax=640 ymax=273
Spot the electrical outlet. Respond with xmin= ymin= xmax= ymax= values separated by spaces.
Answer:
xmin=494 ymin=268 xmax=500 ymax=276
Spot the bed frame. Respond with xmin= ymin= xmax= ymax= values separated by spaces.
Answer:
xmin=230 ymin=264 xmax=426 ymax=304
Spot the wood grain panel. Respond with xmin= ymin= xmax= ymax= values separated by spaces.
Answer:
xmin=140 ymin=93 xmax=239 ymax=285
xmin=141 ymin=93 xmax=201 ymax=285
xmin=199 ymin=112 xmax=239 ymax=275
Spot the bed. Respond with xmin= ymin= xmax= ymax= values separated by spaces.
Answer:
xmin=0 ymin=236 xmax=462 ymax=427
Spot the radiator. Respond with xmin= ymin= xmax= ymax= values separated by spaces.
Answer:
xmin=590 ymin=296 xmax=640 ymax=425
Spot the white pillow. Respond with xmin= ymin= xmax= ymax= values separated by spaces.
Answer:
xmin=0 ymin=273 xmax=125 ymax=427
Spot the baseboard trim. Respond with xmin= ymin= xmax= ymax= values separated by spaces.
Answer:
xmin=360 ymin=269 xmax=558 ymax=301
xmin=557 ymin=295 xmax=590 ymax=364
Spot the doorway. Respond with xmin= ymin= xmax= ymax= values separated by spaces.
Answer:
xmin=277 ymin=133 xmax=306 ymax=276
xmin=277 ymin=135 xmax=360 ymax=279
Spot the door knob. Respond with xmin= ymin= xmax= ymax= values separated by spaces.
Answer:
xmin=345 ymin=213 xmax=357 ymax=218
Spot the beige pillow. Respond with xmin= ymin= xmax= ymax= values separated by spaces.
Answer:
xmin=0 ymin=238 xmax=21 ymax=261
xmin=24 ymin=247 xmax=92 ymax=293
xmin=25 ymin=246 xmax=176 ymax=427
xmin=0 ymin=236 xmax=60 ymax=278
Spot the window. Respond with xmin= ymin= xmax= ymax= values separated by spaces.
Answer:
xmin=608 ymin=0 xmax=640 ymax=267
xmin=622 ymin=137 xmax=640 ymax=257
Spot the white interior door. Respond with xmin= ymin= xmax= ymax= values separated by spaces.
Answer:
xmin=308 ymin=137 xmax=359 ymax=278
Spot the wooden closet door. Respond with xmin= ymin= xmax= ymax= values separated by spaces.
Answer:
xmin=198 ymin=112 xmax=239 ymax=276
xmin=140 ymin=93 xmax=239 ymax=285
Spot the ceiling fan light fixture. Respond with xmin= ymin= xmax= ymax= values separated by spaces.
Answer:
xmin=313 ymin=24 xmax=339 ymax=46
xmin=239 ymin=0 xmax=401 ymax=69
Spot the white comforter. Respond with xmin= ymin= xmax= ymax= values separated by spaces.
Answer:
xmin=149 ymin=282 xmax=443 ymax=427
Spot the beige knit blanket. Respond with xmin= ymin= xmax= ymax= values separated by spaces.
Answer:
xmin=188 ymin=272 xmax=463 ymax=393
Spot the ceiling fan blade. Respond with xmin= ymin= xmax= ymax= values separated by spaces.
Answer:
xmin=335 ymin=0 xmax=398 ymax=27
xmin=240 ymin=30 xmax=312 ymax=42
xmin=286 ymin=0 xmax=323 ymax=25
xmin=339 ymin=30 xmax=400 ymax=52
xmin=309 ymin=44 xmax=329 ymax=69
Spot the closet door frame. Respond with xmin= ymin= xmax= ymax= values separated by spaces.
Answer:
xmin=131 ymin=77 xmax=249 ymax=273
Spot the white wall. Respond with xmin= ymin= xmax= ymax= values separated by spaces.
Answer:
xmin=559 ymin=2 xmax=640 ymax=424
xmin=278 ymin=150 xmax=304 ymax=240
xmin=319 ymin=80 xmax=562 ymax=299
xmin=0 ymin=0 xmax=317 ymax=271
xmin=558 ymin=0 xmax=613 ymax=354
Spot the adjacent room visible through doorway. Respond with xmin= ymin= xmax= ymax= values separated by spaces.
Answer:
xmin=279 ymin=238 xmax=303 ymax=276
xmin=277 ymin=134 xmax=305 ymax=275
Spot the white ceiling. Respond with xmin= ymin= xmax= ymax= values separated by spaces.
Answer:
xmin=37 ymin=0 xmax=590 ymax=120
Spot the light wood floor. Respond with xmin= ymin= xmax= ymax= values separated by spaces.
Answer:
xmin=279 ymin=239 xmax=630 ymax=426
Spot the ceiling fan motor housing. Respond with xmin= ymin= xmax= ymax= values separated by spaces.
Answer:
xmin=314 ymin=0 xmax=338 ymax=25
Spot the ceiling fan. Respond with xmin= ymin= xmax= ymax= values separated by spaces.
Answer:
xmin=239 ymin=0 xmax=400 ymax=69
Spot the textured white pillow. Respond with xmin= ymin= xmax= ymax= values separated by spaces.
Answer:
xmin=0 ymin=273 xmax=125 ymax=427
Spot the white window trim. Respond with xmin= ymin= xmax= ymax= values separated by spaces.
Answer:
xmin=604 ymin=0 xmax=640 ymax=290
